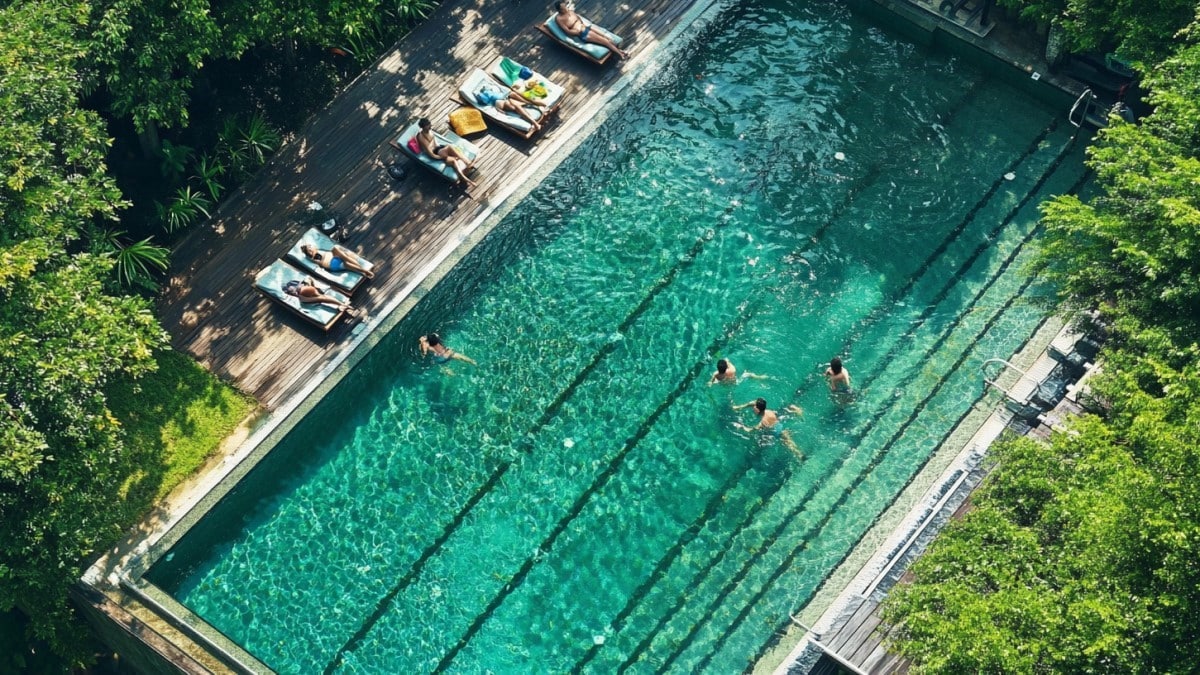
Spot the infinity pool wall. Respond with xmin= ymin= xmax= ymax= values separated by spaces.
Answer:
xmin=145 ymin=1 xmax=1088 ymax=671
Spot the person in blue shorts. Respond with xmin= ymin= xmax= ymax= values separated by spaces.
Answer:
xmin=301 ymin=243 xmax=374 ymax=278
xmin=554 ymin=1 xmax=629 ymax=59
xmin=419 ymin=333 xmax=477 ymax=366
xmin=733 ymin=397 xmax=804 ymax=459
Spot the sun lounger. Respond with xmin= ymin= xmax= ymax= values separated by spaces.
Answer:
xmin=389 ymin=122 xmax=480 ymax=183
xmin=458 ymin=68 xmax=549 ymax=140
xmin=538 ymin=13 xmax=624 ymax=65
xmin=487 ymin=56 xmax=567 ymax=113
xmin=284 ymin=227 xmax=374 ymax=294
xmin=254 ymin=260 xmax=349 ymax=331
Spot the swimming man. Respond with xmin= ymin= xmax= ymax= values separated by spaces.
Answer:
xmin=708 ymin=358 xmax=766 ymax=385
xmin=824 ymin=357 xmax=852 ymax=396
xmin=733 ymin=397 xmax=804 ymax=459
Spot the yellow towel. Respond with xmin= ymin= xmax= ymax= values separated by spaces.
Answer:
xmin=449 ymin=107 xmax=486 ymax=135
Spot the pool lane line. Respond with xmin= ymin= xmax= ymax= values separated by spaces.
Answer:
xmin=322 ymin=126 xmax=784 ymax=675
xmin=613 ymin=131 xmax=1083 ymax=673
xmin=573 ymin=111 xmax=1072 ymax=672
xmin=425 ymin=80 xmax=1001 ymax=670
xmin=328 ymin=69 xmax=991 ymax=673
xmin=665 ymin=169 xmax=1094 ymax=673
xmin=428 ymin=304 xmax=768 ymax=673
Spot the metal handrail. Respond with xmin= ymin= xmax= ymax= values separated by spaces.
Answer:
xmin=1068 ymin=88 xmax=1096 ymax=128
xmin=981 ymin=357 xmax=1044 ymax=406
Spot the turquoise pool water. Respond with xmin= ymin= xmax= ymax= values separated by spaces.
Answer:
xmin=146 ymin=1 xmax=1089 ymax=671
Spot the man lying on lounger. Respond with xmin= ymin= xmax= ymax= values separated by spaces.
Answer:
xmin=300 ymin=243 xmax=374 ymax=279
xmin=283 ymin=277 xmax=357 ymax=316
xmin=554 ymin=1 xmax=629 ymax=59
xmin=417 ymin=117 xmax=477 ymax=187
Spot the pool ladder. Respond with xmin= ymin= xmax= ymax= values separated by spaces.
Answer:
xmin=981 ymin=357 xmax=1050 ymax=418
xmin=1068 ymin=88 xmax=1097 ymax=128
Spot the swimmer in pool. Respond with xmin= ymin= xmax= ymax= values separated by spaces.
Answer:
xmin=732 ymin=397 xmax=804 ymax=459
xmin=708 ymin=358 xmax=767 ymax=385
xmin=419 ymin=333 xmax=477 ymax=366
xmin=824 ymin=357 xmax=854 ymax=403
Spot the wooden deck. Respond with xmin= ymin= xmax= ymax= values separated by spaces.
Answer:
xmin=159 ymin=0 xmax=708 ymax=410
xmin=808 ymin=589 xmax=911 ymax=674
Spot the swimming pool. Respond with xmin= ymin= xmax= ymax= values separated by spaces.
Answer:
xmin=145 ymin=0 xmax=1089 ymax=671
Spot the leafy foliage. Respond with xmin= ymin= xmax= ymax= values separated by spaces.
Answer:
xmin=882 ymin=24 xmax=1200 ymax=675
xmin=1039 ymin=38 xmax=1200 ymax=345
xmin=0 ymin=1 xmax=168 ymax=662
xmin=997 ymin=0 xmax=1196 ymax=64
xmin=106 ymin=349 xmax=258 ymax=525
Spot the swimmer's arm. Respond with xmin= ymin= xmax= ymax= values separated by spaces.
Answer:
xmin=741 ymin=371 xmax=767 ymax=381
xmin=732 ymin=400 xmax=755 ymax=411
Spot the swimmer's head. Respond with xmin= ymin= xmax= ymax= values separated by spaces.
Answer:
xmin=418 ymin=117 xmax=432 ymax=130
xmin=717 ymin=359 xmax=729 ymax=374
xmin=754 ymin=398 xmax=766 ymax=414
xmin=830 ymin=357 xmax=843 ymax=374
xmin=426 ymin=333 xmax=442 ymax=346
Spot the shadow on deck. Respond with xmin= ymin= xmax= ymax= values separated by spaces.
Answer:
xmin=158 ymin=0 xmax=705 ymax=410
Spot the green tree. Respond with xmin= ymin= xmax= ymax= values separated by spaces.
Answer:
xmin=1039 ymin=37 xmax=1200 ymax=344
xmin=0 ymin=1 xmax=168 ymax=661
xmin=86 ymin=0 xmax=221 ymax=138
xmin=882 ymin=23 xmax=1200 ymax=674
xmin=998 ymin=0 xmax=1196 ymax=64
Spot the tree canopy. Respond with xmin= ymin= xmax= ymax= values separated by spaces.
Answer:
xmin=998 ymin=0 xmax=1197 ymax=64
xmin=0 ymin=0 xmax=167 ymax=658
xmin=882 ymin=22 xmax=1200 ymax=675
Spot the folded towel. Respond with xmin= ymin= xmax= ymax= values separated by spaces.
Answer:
xmin=498 ymin=57 xmax=523 ymax=86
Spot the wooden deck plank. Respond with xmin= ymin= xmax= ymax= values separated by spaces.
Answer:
xmin=825 ymin=596 xmax=875 ymax=651
xmin=160 ymin=0 xmax=710 ymax=409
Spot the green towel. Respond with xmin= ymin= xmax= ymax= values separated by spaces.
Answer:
xmin=498 ymin=57 xmax=523 ymax=86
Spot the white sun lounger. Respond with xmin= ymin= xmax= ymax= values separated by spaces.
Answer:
xmin=254 ymin=260 xmax=350 ymax=331
xmin=284 ymin=227 xmax=374 ymax=294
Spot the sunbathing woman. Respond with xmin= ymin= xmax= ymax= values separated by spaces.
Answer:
xmin=554 ymin=1 xmax=629 ymax=59
xmin=283 ymin=277 xmax=357 ymax=315
xmin=417 ymin=117 xmax=476 ymax=187
xmin=300 ymin=243 xmax=374 ymax=278
xmin=476 ymin=86 xmax=543 ymax=132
